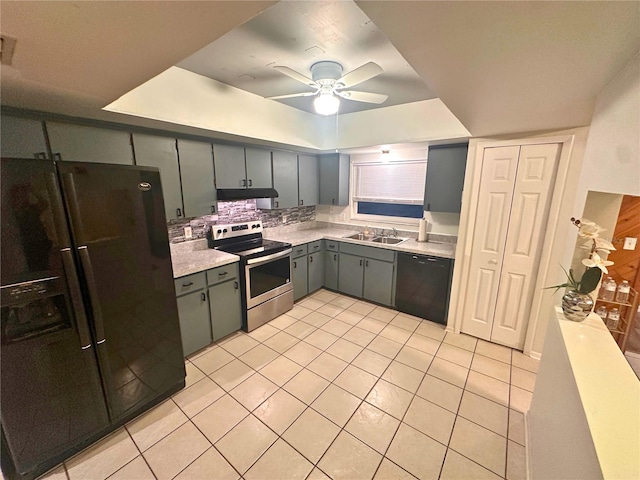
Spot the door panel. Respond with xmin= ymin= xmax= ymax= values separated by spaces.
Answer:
xmin=491 ymin=143 xmax=560 ymax=348
xmin=292 ymin=257 xmax=308 ymax=301
xmin=213 ymin=144 xmax=246 ymax=189
xmin=133 ymin=134 xmax=183 ymax=221
xmin=178 ymin=140 xmax=217 ymax=217
xmin=338 ymin=254 xmax=363 ymax=298
xmin=272 ymin=151 xmax=298 ymax=208
xmin=461 ymin=146 xmax=520 ymax=341
xmin=245 ymin=148 xmax=272 ymax=189
xmin=363 ymin=259 xmax=394 ymax=306
xmin=209 ymin=281 xmax=242 ymax=341
xmin=298 ymin=154 xmax=319 ymax=206
xmin=308 ymin=252 xmax=324 ymax=293
xmin=1 ymin=116 xmax=48 ymax=159
xmin=47 ymin=122 xmax=134 ymax=165
xmin=57 ymin=162 xmax=185 ymax=420
xmin=176 ymin=291 xmax=212 ymax=357
xmin=324 ymin=252 xmax=339 ymax=291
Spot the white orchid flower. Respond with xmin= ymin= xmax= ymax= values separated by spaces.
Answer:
xmin=577 ymin=219 xmax=604 ymax=240
xmin=582 ymin=252 xmax=614 ymax=274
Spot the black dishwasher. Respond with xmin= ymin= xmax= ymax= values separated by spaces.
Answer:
xmin=396 ymin=253 xmax=453 ymax=325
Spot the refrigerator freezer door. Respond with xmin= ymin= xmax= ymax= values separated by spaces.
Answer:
xmin=0 ymin=158 xmax=109 ymax=476
xmin=57 ymin=162 xmax=185 ymax=421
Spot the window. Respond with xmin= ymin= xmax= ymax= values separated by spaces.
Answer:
xmin=352 ymin=160 xmax=427 ymax=221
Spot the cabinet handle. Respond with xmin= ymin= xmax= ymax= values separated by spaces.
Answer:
xmin=359 ymin=259 xmax=363 ymax=266
xmin=426 ymin=203 xmax=431 ymax=211
xmin=211 ymin=205 xmax=216 ymax=214
xmin=248 ymin=179 xmax=252 ymax=187
xmin=53 ymin=153 xmax=62 ymax=161
xmin=241 ymin=179 xmax=246 ymax=187
xmin=201 ymin=292 xmax=206 ymax=301
xmin=293 ymin=261 xmax=297 ymax=268
xmin=488 ymin=259 xmax=497 ymax=265
xmin=275 ymin=201 xmax=279 ymax=208
xmin=334 ymin=254 xmax=337 ymax=260
xmin=176 ymin=208 xmax=182 ymax=218
xmin=332 ymin=198 xmax=335 ymax=205
xmin=182 ymin=281 xmax=194 ymax=287
xmin=366 ymin=260 xmax=369 ymax=267
xmin=300 ymin=199 xmax=304 ymax=206
xmin=234 ymin=281 xmax=239 ymax=289
xmin=34 ymin=152 xmax=47 ymax=159
xmin=218 ymin=271 xmax=228 ymax=277
xmin=313 ymin=245 xmax=319 ymax=249
xmin=309 ymin=256 xmax=313 ymax=263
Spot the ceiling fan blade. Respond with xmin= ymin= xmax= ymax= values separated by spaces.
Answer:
xmin=267 ymin=91 xmax=317 ymax=100
xmin=336 ymin=90 xmax=388 ymax=104
xmin=273 ymin=66 xmax=317 ymax=87
xmin=337 ymin=62 xmax=383 ymax=88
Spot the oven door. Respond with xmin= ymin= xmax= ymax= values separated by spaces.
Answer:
xmin=245 ymin=249 xmax=292 ymax=309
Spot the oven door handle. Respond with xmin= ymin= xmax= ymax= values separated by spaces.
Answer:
xmin=245 ymin=248 xmax=292 ymax=266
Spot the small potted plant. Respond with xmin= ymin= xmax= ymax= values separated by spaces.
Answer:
xmin=548 ymin=218 xmax=615 ymax=321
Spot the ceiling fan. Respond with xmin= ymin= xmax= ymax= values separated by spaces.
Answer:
xmin=267 ymin=61 xmax=388 ymax=115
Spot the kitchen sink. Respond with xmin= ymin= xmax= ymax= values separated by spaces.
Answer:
xmin=345 ymin=233 xmax=377 ymax=241
xmin=371 ymin=236 xmax=409 ymax=245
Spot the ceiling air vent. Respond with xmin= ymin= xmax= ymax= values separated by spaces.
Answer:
xmin=1 ymin=35 xmax=17 ymax=65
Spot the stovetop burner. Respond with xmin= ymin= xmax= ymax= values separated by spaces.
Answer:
xmin=206 ymin=221 xmax=291 ymax=260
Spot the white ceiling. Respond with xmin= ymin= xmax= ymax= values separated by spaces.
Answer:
xmin=176 ymin=1 xmax=435 ymax=115
xmin=1 ymin=1 xmax=639 ymax=143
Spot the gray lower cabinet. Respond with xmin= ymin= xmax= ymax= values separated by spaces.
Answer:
xmin=338 ymin=254 xmax=365 ymax=298
xmin=363 ymin=258 xmax=395 ymax=305
xmin=174 ymin=272 xmax=212 ymax=357
xmin=1 ymin=115 xmax=48 ymax=159
xmin=177 ymin=139 xmax=217 ymax=217
xmin=292 ymin=256 xmax=308 ymax=301
xmin=46 ymin=121 xmax=134 ymax=164
xmin=133 ymin=134 xmax=183 ymax=221
xmin=324 ymin=249 xmax=339 ymax=290
xmin=308 ymin=251 xmax=324 ymax=293
xmin=208 ymin=279 xmax=243 ymax=341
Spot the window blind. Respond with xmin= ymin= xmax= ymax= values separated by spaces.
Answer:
xmin=353 ymin=161 xmax=427 ymax=205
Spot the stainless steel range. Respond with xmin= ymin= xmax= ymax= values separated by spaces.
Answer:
xmin=206 ymin=221 xmax=293 ymax=332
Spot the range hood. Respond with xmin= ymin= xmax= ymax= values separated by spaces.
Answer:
xmin=216 ymin=188 xmax=279 ymax=201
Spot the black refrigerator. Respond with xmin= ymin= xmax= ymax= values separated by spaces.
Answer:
xmin=0 ymin=158 xmax=186 ymax=479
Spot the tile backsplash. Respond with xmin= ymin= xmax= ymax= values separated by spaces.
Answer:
xmin=168 ymin=199 xmax=316 ymax=243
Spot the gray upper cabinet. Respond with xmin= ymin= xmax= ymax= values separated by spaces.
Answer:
xmin=298 ymin=154 xmax=319 ymax=206
xmin=272 ymin=151 xmax=299 ymax=209
xmin=1 ymin=116 xmax=48 ymax=159
xmin=424 ymin=144 xmax=468 ymax=213
xmin=213 ymin=144 xmax=246 ymax=189
xmin=178 ymin=139 xmax=217 ymax=217
xmin=47 ymin=122 xmax=134 ymax=165
xmin=132 ymin=134 xmax=183 ymax=221
xmin=245 ymin=147 xmax=272 ymax=188
xmin=319 ymin=153 xmax=350 ymax=206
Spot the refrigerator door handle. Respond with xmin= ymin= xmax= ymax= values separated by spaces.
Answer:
xmin=78 ymin=246 xmax=106 ymax=344
xmin=61 ymin=172 xmax=87 ymax=242
xmin=61 ymin=248 xmax=93 ymax=350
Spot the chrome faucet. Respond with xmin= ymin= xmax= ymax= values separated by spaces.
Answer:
xmin=391 ymin=227 xmax=398 ymax=237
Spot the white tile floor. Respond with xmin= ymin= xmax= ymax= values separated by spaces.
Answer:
xmin=40 ymin=290 xmax=538 ymax=480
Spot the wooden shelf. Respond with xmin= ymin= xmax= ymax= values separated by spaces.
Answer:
xmin=595 ymin=286 xmax=638 ymax=353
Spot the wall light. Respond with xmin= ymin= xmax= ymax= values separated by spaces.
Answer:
xmin=314 ymin=91 xmax=340 ymax=116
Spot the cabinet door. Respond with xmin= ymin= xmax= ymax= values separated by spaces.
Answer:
xmin=319 ymin=153 xmax=350 ymax=206
xmin=178 ymin=139 xmax=217 ymax=217
xmin=338 ymin=254 xmax=364 ymax=298
xmin=324 ymin=251 xmax=339 ymax=291
xmin=213 ymin=144 xmax=246 ymax=189
xmin=1 ymin=116 xmax=48 ymax=159
xmin=292 ymin=256 xmax=308 ymax=301
xmin=272 ymin=151 xmax=298 ymax=208
xmin=176 ymin=291 xmax=212 ymax=357
xmin=245 ymin=147 xmax=272 ymax=188
xmin=47 ymin=122 xmax=134 ymax=164
xmin=298 ymin=154 xmax=319 ymax=206
xmin=308 ymin=252 xmax=324 ymax=294
xmin=363 ymin=258 xmax=394 ymax=306
xmin=424 ymin=144 xmax=468 ymax=213
xmin=132 ymin=134 xmax=183 ymax=221
xmin=209 ymin=280 xmax=243 ymax=341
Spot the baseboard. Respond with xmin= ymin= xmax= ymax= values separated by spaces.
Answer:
xmin=524 ymin=410 xmax=532 ymax=480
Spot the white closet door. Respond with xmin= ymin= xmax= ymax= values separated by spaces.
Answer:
xmin=491 ymin=143 xmax=560 ymax=349
xmin=461 ymin=146 xmax=520 ymax=340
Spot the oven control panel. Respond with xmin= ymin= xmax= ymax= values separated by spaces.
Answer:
xmin=211 ymin=221 xmax=263 ymax=240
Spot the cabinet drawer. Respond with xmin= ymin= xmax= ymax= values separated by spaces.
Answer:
xmin=308 ymin=240 xmax=322 ymax=253
xmin=207 ymin=263 xmax=239 ymax=286
xmin=292 ymin=244 xmax=308 ymax=258
xmin=339 ymin=242 xmax=395 ymax=262
xmin=174 ymin=272 xmax=206 ymax=296
xmin=324 ymin=240 xmax=339 ymax=252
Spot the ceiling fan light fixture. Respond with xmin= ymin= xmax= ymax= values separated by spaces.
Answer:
xmin=314 ymin=92 xmax=340 ymax=116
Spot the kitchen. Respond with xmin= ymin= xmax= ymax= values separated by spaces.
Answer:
xmin=1 ymin=2 xmax=639 ymax=480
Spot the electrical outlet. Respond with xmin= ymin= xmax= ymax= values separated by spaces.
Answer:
xmin=184 ymin=226 xmax=193 ymax=239
xmin=623 ymin=237 xmax=637 ymax=250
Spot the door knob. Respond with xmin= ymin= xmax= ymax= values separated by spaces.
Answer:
xmin=488 ymin=259 xmax=498 ymax=265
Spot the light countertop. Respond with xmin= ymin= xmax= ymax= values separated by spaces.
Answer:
xmin=170 ymin=225 xmax=456 ymax=278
